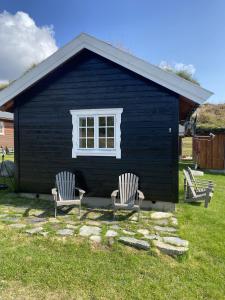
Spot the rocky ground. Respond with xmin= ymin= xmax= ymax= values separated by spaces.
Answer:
xmin=0 ymin=202 xmax=189 ymax=257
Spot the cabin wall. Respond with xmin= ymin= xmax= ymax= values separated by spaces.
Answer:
xmin=193 ymin=133 xmax=225 ymax=169
xmin=0 ymin=119 xmax=14 ymax=148
xmin=14 ymin=50 xmax=179 ymax=203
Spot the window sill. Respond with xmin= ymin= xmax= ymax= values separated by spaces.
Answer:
xmin=72 ymin=150 xmax=120 ymax=158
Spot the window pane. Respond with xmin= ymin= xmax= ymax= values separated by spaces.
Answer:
xmin=87 ymin=117 xmax=94 ymax=127
xmin=99 ymin=138 xmax=106 ymax=148
xmin=87 ymin=128 xmax=94 ymax=137
xmin=99 ymin=127 xmax=106 ymax=137
xmin=79 ymin=138 xmax=86 ymax=148
xmin=79 ymin=128 xmax=86 ymax=138
xmin=79 ymin=117 xmax=86 ymax=127
xmin=107 ymin=127 xmax=114 ymax=137
xmin=87 ymin=138 xmax=94 ymax=148
xmin=99 ymin=117 xmax=106 ymax=126
xmin=107 ymin=138 xmax=114 ymax=148
xmin=107 ymin=116 xmax=114 ymax=126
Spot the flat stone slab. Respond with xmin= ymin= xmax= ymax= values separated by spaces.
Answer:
xmin=1 ymin=217 xmax=20 ymax=222
xmin=79 ymin=225 xmax=101 ymax=237
xmin=90 ymin=235 xmax=102 ymax=243
xmin=105 ymin=230 xmax=118 ymax=237
xmin=0 ymin=214 xmax=8 ymax=218
xmin=154 ymin=240 xmax=188 ymax=256
xmin=154 ymin=226 xmax=177 ymax=233
xmin=122 ymin=230 xmax=135 ymax=236
xmin=110 ymin=224 xmax=120 ymax=230
xmin=119 ymin=237 xmax=150 ymax=250
xmin=57 ymin=229 xmax=74 ymax=236
xmin=86 ymin=220 xmax=101 ymax=226
xmin=25 ymin=217 xmax=47 ymax=224
xmin=151 ymin=212 xmax=173 ymax=220
xmin=9 ymin=223 xmax=26 ymax=229
xmin=66 ymin=224 xmax=79 ymax=230
xmin=161 ymin=237 xmax=189 ymax=247
xmin=171 ymin=217 xmax=178 ymax=226
xmin=137 ymin=229 xmax=149 ymax=235
xmin=39 ymin=231 xmax=48 ymax=237
xmin=153 ymin=219 xmax=169 ymax=226
xmin=144 ymin=234 xmax=158 ymax=240
xmin=26 ymin=227 xmax=43 ymax=234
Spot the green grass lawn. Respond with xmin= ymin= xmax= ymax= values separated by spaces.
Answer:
xmin=0 ymin=162 xmax=225 ymax=299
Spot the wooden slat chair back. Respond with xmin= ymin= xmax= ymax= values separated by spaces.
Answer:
xmin=183 ymin=170 xmax=197 ymax=198
xmin=52 ymin=171 xmax=85 ymax=217
xmin=56 ymin=171 xmax=75 ymax=201
xmin=119 ymin=173 xmax=139 ymax=205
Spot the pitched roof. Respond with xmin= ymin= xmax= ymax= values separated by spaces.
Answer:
xmin=0 ymin=111 xmax=13 ymax=120
xmin=0 ymin=33 xmax=213 ymax=110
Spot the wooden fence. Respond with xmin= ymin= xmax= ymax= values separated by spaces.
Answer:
xmin=193 ymin=133 xmax=225 ymax=170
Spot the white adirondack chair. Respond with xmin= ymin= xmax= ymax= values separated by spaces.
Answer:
xmin=52 ymin=171 xmax=85 ymax=217
xmin=187 ymin=167 xmax=214 ymax=193
xmin=111 ymin=173 xmax=144 ymax=220
xmin=183 ymin=169 xmax=213 ymax=208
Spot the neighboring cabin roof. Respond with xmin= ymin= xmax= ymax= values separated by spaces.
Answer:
xmin=0 ymin=111 xmax=13 ymax=120
xmin=0 ymin=33 xmax=213 ymax=111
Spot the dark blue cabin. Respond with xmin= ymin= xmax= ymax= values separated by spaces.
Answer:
xmin=0 ymin=34 xmax=213 ymax=210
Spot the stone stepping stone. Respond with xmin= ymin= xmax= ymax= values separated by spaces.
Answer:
xmin=151 ymin=212 xmax=173 ymax=220
xmin=79 ymin=225 xmax=101 ymax=237
xmin=66 ymin=224 xmax=79 ymax=230
xmin=39 ymin=231 xmax=49 ymax=237
xmin=161 ymin=237 xmax=189 ymax=247
xmin=171 ymin=217 xmax=178 ymax=226
xmin=154 ymin=226 xmax=177 ymax=233
xmin=144 ymin=234 xmax=158 ymax=240
xmin=101 ymin=220 xmax=118 ymax=225
xmin=1 ymin=217 xmax=20 ymax=222
xmin=86 ymin=220 xmax=101 ymax=226
xmin=122 ymin=230 xmax=135 ymax=236
xmin=26 ymin=227 xmax=43 ymax=235
xmin=153 ymin=219 xmax=169 ymax=226
xmin=0 ymin=214 xmax=8 ymax=218
xmin=89 ymin=235 xmax=102 ymax=243
xmin=48 ymin=218 xmax=60 ymax=223
xmin=153 ymin=240 xmax=188 ymax=256
xmin=130 ymin=215 xmax=138 ymax=221
xmin=57 ymin=229 xmax=74 ymax=236
xmin=110 ymin=224 xmax=120 ymax=230
xmin=26 ymin=217 xmax=47 ymax=224
xmin=137 ymin=229 xmax=149 ymax=235
xmin=105 ymin=230 xmax=118 ymax=237
xmin=119 ymin=237 xmax=150 ymax=250
xmin=9 ymin=223 xmax=26 ymax=229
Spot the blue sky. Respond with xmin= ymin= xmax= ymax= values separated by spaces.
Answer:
xmin=0 ymin=0 xmax=224 ymax=103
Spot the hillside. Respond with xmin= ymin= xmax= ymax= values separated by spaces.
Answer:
xmin=194 ymin=103 xmax=225 ymax=133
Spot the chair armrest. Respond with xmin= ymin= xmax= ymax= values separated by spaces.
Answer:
xmin=137 ymin=190 xmax=145 ymax=201
xmin=75 ymin=187 xmax=86 ymax=200
xmin=52 ymin=188 xmax=58 ymax=201
xmin=137 ymin=190 xmax=144 ymax=207
xmin=111 ymin=190 xmax=119 ymax=206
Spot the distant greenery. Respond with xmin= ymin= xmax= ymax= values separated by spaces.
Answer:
xmin=162 ymin=66 xmax=200 ymax=85
xmin=0 ymin=83 xmax=8 ymax=91
xmin=194 ymin=104 xmax=225 ymax=133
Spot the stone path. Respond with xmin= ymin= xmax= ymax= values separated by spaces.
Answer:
xmin=0 ymin=203 xmax=189 ymax=257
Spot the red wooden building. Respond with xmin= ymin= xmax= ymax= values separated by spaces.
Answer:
xmin=0 ymin=112 xmax=14 ymax=149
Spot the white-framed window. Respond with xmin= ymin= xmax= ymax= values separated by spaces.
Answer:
xmin=70 ymin=108 xmax=123 ymax=158
xmin=0 ymin=121 xmax=4 ymax=135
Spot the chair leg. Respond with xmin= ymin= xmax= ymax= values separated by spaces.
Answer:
xmin=54 ymin=203 xmax=57 ymax=218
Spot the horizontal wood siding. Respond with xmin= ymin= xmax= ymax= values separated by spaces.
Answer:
xmin=15 ymin=50 xmax=179 ymax=202
xmin=0 ymin=119 xmax=14 ymax=148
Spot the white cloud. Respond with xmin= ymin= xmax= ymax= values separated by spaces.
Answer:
xmin=0 ymin=11 xmax=58 ymax=82
xmin=159 ymin=60 xmax=196 ymax=76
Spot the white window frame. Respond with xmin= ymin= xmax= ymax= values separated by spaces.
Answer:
xmin=70 ymin=108 xmax=123 ymax=159
xmin=0 ymin=121 xmax=4 ymax=135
